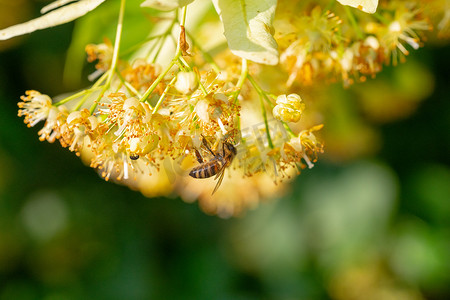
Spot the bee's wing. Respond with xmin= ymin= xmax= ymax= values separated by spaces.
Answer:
xmin=212 ymin=167 xmax=226 ymax=195
xmin=214 ymin=164 xmax=224 ymax=180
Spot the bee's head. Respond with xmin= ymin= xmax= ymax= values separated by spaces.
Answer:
xmin=222 ymin=130 xmax=241 ymax=146
xmin=224 ymin=142 xmax=237 ymax=157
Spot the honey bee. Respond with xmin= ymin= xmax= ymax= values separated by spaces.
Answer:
xmin=189 ymin=137 xmax=237 ymax=194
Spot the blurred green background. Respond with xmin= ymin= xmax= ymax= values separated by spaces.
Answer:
xmin=1 ymin=1 xmax=450 ymax=299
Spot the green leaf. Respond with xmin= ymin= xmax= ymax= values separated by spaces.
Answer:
xmin=212 ymin=0 xmax=279 ymax=65
xmin=0 ymin=0 xmax=106 ymax=40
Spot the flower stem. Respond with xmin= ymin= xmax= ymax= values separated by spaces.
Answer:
xmin=141 ymin=5 xmax=188 ymax=103
xmin=247 ymin=74 xmax=274 ymax=149
xmin=344 ymin=6 xmax=364 ymax=40
xmin=89 ymin=0 xmax=126 ymax=114
xmin=259 ymin=95 xmax=274 ymax=149
xmin=120 ymin=33 xmax=164 ymax=57
xmin=236 ymin=59 xmax=248 ymax=92
xmin=149 ymin=16 xmax=178 ymax=62
xmin=186 ymin=30 xmax=221 ymax=74
xmin=107 ymin=0 xmax=125 ymax=85
xmin=53 ymin=85 xmax=102 ymax=107
xmin=180 ymin=3 xmax=187 ymax=26
xmin=233 ymin=58 xmax=248 ymax=104
xmin=372 ymin=12 xmax=390 ymax=25
xmin=140 ymin=59 xmax=176 ymax=103
xmin=247 ymin=74 xmax=296 ymax=138
xmin=178 ymin=56 xmax=208 ymax=96
xmin=323 ymin=0 xmax=336 ymax=14
xmin=175 ymin=6 xmax=187 ymax=55
xmin=116 ymin=70 xmax=143 ymax=99
xmin=152 ymin=76 xmax=176 ymax=114
xmin=54 ymin=61 xmax=110 ymax=109
xmin=150 ymin=36 xmax=166 ymax=63
xmin=178 ymin=56 xmax=190 ymax=70
xmin=230 ymin=59 xmax=248 ymax=131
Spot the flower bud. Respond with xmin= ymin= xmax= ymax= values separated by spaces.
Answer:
xmin=128 ymin=134 xmax=159 ymax=156
xmin=123 ymin=97 xmax=141 ymax=111
xmin=195 ymin=99 xmax=209 ymax=122
xmin=87 ymin=116 xmax=99 ymax=130
xmin=67 ymin=109 xmax=90 ymax=125
xmin=272 ymin=94 xmax=305 ymax=122
xmin=364 ymin=36 xmax=380 ymax=50
xmin=175 ymin=71 xmax=198 ymax=94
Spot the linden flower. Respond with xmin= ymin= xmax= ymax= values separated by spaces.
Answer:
xmin=234 ymin=104 xmax=295 ymax=181
xmin=86 ymin=41 xmax=113 ymax=72
xmin=273 ymin=94 xmax=305 ymax=123
xmin=168 ymin=73 xmax=240 ymax=141
xmin=90 ymin=135 xmax=137 ymax=181
xmin=113 ymin=97 xmax=150 ymax=137
xmin=87 ymin=127 xmax=161 ymax=182
xmin=289 ymin=124 xmax=324 ymax=169
xmin=172 ymin=100 xmax=323 ymax=217
xmin=238 ymin=130 xmax=280 ymax=178
xmin=121 ymin=59 xmax=163 ymax=93
xmin=61 ymin=108 xmax=100 ymax=154
xmin=18 ymin=91 xmax=53 ymax=127
xmin=17 ymin=91 xmax=75 ymax=146
xmin=13 ymin=0 xmax=332 ymax=217
xmin=38 ymin=106 xmax=69 ymax=143
xmin=329 ymin=36 xmax=384 ymax=85
xmin=276 ymin=5 xmax=343 ymax=85
xmin=97 ymin=93 xmax=161 ymax=157
xmin=237 ymin=119 xmax=323 ymax=181
xmin=376 ymin=3 xmax=431 ymax=65
xmin=276 ymin=4 xmax=342 ymax=52
xmin=352 ymin=36 xmax=384 ymax=79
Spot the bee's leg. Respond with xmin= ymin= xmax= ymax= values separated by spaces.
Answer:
xmin=212 ymin=138 xmax=220 ymax=152
xmin=221 ymin=142 xmax=226 ymax=157
xmin=194 ymin=149 xmax=204 ymax=163
xmin=202 ymin=136 xmax=216 ymax=157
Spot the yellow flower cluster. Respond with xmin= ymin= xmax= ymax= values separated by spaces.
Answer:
xmin=12 ymin=0 xmax=449 ymax=216
xmin=17 ymin=50 xmax=322 ymax=216
xmin=275 ymin=0 xmax=436 ymax=86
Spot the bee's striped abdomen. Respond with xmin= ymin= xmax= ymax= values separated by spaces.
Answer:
xmin=189 ymin=158 xmax=224 ymax=178
xmin=188 ymin=140 xmax=236 ymax=194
